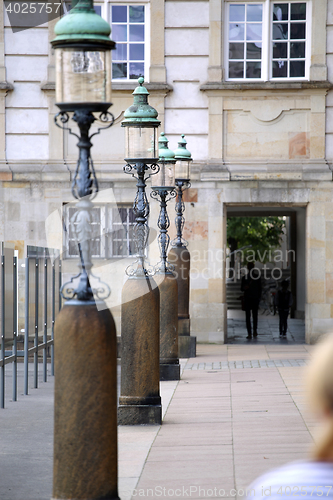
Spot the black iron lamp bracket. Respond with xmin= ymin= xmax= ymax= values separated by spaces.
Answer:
xmin=54 ymin=109 xmax=114 ymax=302
xmin=54 ymin=110 xmax=114 ymax=201
xmin=123 ymin=161 xmax=160 ymax=278
xmin=60 ymin=243 xmax=111 ymax=302
xmin=171 ymin=179 xmax=191 ymax=248
xmin=150 ymin=187 xmax=177 ymax=274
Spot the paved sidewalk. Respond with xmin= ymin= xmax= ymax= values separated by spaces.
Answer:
xmin=0 ymin=343 xmax=316 ymax=500
xmin=227 ymin=310 xmax=305 ymax=343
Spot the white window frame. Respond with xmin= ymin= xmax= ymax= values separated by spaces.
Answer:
xmin=224 ymin=0 xmax=311 ymax=82
xmin=106 ymin=205 xmax=135 ymax=258
xmin=65 ymin=1 xmax=150 ymax=82
xmin=63 ymin=204 xmax=135 ymax=259
xmin=109 ymin=2 xmax=150 ymax=82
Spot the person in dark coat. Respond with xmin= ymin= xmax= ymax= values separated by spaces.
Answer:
xmin=241 ymin=262 xmax=262 ymax=339
xmin=275 ymin=280 xmax=293 ymax=337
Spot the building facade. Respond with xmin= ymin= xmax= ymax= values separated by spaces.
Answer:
xmin=0 ymin=0 xmax=332 ymax=343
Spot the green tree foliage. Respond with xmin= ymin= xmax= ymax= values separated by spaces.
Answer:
xmin=227 ymin=216 xmax=286 ymax=263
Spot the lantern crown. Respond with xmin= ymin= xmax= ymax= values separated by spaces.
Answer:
xmin=122 ymin=78 xmax=160 ymax=127
xmin=52 ymin=0 xmax=114 ymax=48
xmin=158 ymin=132 xmax=175 ymax=163
xmin=174 ymin=134 xmax=192 ymax=161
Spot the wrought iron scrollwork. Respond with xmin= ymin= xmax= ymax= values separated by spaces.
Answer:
xmin=171 ymin=179 xmax=191 ymax=248
xmin=150 ymin=188 xmax=177 ymax=274
xmin=55 ymin=109 xmax=114 ymax=302
xmin=123 ymin=161 xmax=160 ymax=277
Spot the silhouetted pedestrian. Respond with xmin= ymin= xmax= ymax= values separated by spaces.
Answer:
xmin=241 ymin=262 xmax=262 ymax=339
xmin=275 ymin=280 xmax=293 ymax=337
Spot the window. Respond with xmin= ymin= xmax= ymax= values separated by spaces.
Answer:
xmin=62 ymin=2 xmax=147 ymax=81
xmin=226 ymin=1 xmax=309 ymax=81
xmin=63 ymin=205 xmax=135 ymax=259
xmin=111 ymin=5 xmax=146 ymax=80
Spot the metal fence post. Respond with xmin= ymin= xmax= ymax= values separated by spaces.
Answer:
xmin=34 ymin=258 xmax=39 ymax=389
xmin=0 ymin=255 xmax=5 ymax=408
xmin=12 ymin=256 xmax=18 ymax=402
xmin=24 ymin=257 xmax=29 ymax=395
xmin=51 ymin=260 xmax=55 ymax=377
xmin=43 ymin=257 xmax=48 ymax=383
xmin=59 ymin=260 xmax=62 ymax=311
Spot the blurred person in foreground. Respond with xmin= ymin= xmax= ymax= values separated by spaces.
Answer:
xmin=246 ymin=334 xmax=333 ymax=499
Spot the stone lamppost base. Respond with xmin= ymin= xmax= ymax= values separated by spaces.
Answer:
xmin=155 ymin=272 xmax=180 ymax=381
xmin=179 ymin=335 xmax=197 ymax=358
xmin=160 ymin=362 xmax=180 ymax=380
xmin=118 ymin=275 xmax=161 ymax=425
xmin=52 ymin=301 xmax=119 ymax=500
xmin=118 ymin=403 xmax=162 ymax=425
xmin=168 ymin=246 xmax=197 ymax=358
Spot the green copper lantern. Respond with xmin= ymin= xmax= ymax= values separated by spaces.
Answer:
xmin=121 ymin=77 xmax=160 ymax=162
xmin=174 ymin=134 xmax=192 ymax=181
xmin=51 ymin=0 xmax=115 ymax=112
xmin=152 ymin=132 xmax=176 ymax=188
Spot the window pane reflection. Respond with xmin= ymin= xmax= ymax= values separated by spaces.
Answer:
xmin=113 ymin=44 xmax=127 ymax=60
xmin=129 ymin=62 xmax=144 ymax=79
xmin=272 ymin=60 xmax=287 ymax=77
xmin=129 ymin=5 xmax=144 ymax=22
xmin=273 ymin=4 xmax=288 ymax=21
xmin=246 ymin=23 xmax=262 ymax=40
xmin=290 ymin=23 xmax=305 ymax=39
xmin=229 ymin=23 xmax=245 ymax=40
xmin=229 ymin=61 xmax=244 ymax=78
xmin=246 ymin=61 xmax=261 ymax=78
xmin=246 ymin=42 xmax=261 ymax=60
xmin=112 ymin=24 xmax=127 ymax=42
xmin=112 ymin=5 xmax=126 ymax=22
xmin=229 ymin=42 xmax=244 ymax=59
xmin=273 ymin=42 xmax=287 ymax=58
xmin=290 ymin=42 xmax=305 ymax=58
xmin=247 ymin=4 xmax=262 ymax=22
xmin=273 ymin=22 xmax=288 ymax=40
xmin=291 ymin=3 xmax=306 ymax=20
xmin=129 ymin=44 xmax=144 ymax=60
xmin=112 ymin=62 xmax=127 ymax=79
xmin=130 ymin=24 xmax=144 ymax=41
xmin=290 ymin=60 xmax=305 ymax=77
xmin=230 ymin=4 xmax=245 ymax=22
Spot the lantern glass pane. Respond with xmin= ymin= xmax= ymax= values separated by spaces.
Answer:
xmin=125 ymin=126 xmax=157 ymax=159
xmin=152 ymin=162 xmax=175 ymax=187
xmin=175 ymin=159 xmax=190 ymax=180
xmin=55 ymin=48 xmax=111 ymax=105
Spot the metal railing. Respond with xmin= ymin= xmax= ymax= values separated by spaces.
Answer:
xmin=0 ymin=251 xmax=18 ymax=408
xmin=0 ymin=245 xmax=62 ymax=408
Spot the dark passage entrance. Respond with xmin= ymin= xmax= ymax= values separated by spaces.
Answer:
xmin=225 ymin=205 xmax=306 ymax=344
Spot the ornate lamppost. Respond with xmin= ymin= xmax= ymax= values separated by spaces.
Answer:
xmin=118 ymin=78 xmax=162 ymax=425
xmin=168 ymin=135 xmax=196 ymax=358
xmin=151 ymin=133 xmax=180 ymax=381
xmin=51 ymin=3 xmax=119 ymax=499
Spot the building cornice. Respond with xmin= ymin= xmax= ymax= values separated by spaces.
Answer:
xmin=200 ymin=81 xmax=333 ymax=92
xmin=41 ymin=82 xmax=173 ymax=93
